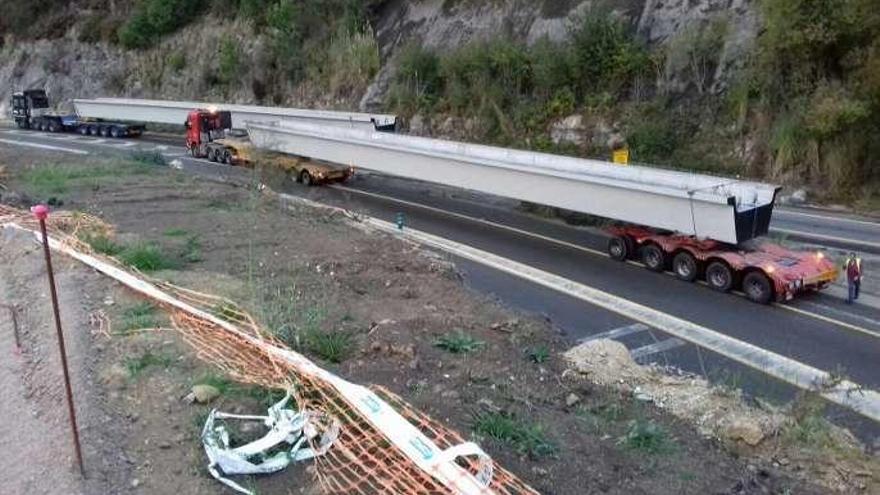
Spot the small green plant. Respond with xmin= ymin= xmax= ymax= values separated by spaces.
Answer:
xmin=83 ymin=234 xmax=123 ymax=256
xmin=434 ymin=331 xmax=484 ymax=354
xmin=182 ymin=234 xmax=203 ymax=263
xmin=305 ymin=330 xmax=353 ymax=364
xmin=118 ymin=0 xmax=204 ymax=49
xmin=527 ymin=346 xmax=549 ymax=364
xmin=124 ymin=351 xmax=174 ymax=378
xmin=783 ymin=392 xmax=834 ymax=449
xmin=130 ymin=149 xmax=167 ymax=167
xmin=121 ymin=302 xmax=162 ymax=331
xmin=473 ymin=411 xmax=556 ymax=458
xmin=218 ymin=36 xmax=241 ymax=86
xmin=163 ymin=228 xmax=189 ymax=237
xmin=620 ymin=418 xmax=672 ymax=454
xmin=167 ymin=51 xmax=186 ymax=72
xmin=119 ymin=242 xmax=177 ymax=271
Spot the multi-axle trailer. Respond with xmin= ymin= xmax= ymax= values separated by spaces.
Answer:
xmin=11 ymin=90 xmax=145 ymax=137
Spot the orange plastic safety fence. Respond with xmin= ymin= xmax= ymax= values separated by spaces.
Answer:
xmin=1 ymin=204 xmax=539 ymax=495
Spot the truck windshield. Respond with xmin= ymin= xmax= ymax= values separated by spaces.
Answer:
xmin=29 ymin=95 xmax=49 ymax=108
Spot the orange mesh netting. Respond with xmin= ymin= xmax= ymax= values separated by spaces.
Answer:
xmin=1 ymin=205 xmax=539 ymax=495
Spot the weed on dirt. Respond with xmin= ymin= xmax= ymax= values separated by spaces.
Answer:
xmin=120 ymin=302 xmax=163 ymax=332
xmin=434 ymin=331 xmax=484 ymax=354
xmin=305 ymin=330 xmax=354 ymax=363
xmin=119 ymin=242 xmax=178 ymax=271
xmin=83 ymin=233 xmax=124 ymax=256
xmin=124 ymin=351 xmax=174 ymax=378
xmin=473 ymin=411 xmax=556 ymax=459
xmin=620 ymin=418 xmax=674 ymax=455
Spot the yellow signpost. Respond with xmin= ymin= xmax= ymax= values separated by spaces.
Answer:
xmin=612 ymin=148 xmax=629 ymax=165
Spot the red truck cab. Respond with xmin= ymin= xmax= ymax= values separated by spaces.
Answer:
xmin=607 ymin=225 xmax=838 ymax=303
xmin=185 ymin=108 xmax=232 ymax=158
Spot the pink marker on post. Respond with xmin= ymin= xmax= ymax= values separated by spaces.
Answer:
xmin=31 ymin=203 xmax=50 ymax=220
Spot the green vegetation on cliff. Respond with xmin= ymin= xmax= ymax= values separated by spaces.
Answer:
xmin=390 ymin=1 xmax=879 ymax=201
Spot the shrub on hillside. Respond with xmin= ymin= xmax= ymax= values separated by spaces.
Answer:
xmin=118 ymin=0 xmax=204 ymax=49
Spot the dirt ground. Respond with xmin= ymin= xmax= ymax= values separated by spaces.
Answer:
xmin=0 ymin=148 xmax=855 ymax=494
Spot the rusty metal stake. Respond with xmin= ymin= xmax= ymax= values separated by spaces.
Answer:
xmin=32 ymin=204 xmax=85 ymax=477
xmin=6 ymin=304 xmax=21 ymax=353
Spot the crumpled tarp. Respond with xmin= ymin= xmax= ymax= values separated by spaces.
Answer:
xmin=201 ymin=393 xmax=337 ymax=495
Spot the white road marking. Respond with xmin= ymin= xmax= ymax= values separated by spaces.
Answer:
xmin=0 ymin=138 xmax=89 ymax=155
xmin=579 ymin=323 xmax=648 ymax=343
xmin=331 ymin=184 xmax=878 ymax=338
xmin=771 ymin=227 xmax=880 ymax=250
xmin=777 ymin=209 xmax=880 ymax=228
xmin=630 ymin=338 xmax=687 ymax=360
xmin=350 ymin=210 xmax=880 ymax=423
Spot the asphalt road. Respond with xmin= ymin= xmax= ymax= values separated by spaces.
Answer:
xmin=2 ymin=127 xmax=879 ymax=442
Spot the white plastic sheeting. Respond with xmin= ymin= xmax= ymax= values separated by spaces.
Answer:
xmin=201 ymin=394 xmax=338 ymax=495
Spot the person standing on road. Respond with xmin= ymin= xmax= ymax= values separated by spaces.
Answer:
xmin=846 ymin=252 xmax=862 ymax=304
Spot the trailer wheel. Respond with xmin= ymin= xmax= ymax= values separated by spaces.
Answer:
xmin=89 ymin=125 xmax=100 ymax=136
xmin=673 ymin=252 xmax=698 ymax=282
xmin=207 ymin=148 xmax=216 ymax=162
xmin=38 ymin=121 xmax=47 ymax=132
xmin=79 ymin=125 xmax=89 ymax=135
xmin=222 ymin=150 xmax=233 ymax=165
xmin=47 ymin=121 xmax=59 ymax=133
xmin=706 ymin=261 xmax=733 ymax=293
xmin=608 ymin=236 xmax=630 ymax=261
xmin=110 ymin=126 xmax=121 ymax=138
xmin=743 ymin=271 xmax=773 ymax=304
xmin=301 ymin=171 xmax=314 ymax=187
xmin=641 ymin=244 xmax=666 ymax=272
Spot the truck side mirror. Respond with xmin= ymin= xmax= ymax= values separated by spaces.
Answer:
xmin=184 ymin=120 xmax=191 ymax=129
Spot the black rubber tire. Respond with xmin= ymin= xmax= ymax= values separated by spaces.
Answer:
xmin=89 ymin=125 xmax=99 ymax=136
xmin=706 ymin=261 xmax=734 ymax=293
xmin=208 ymin=148 xmax=218 ymax=162
xmin=672 ymin=251 xmax=698 ymax=282
xmin=743 ymin=271 xmax=773 ymax=304
xmin=641 ymin=244 xmax=666 ymax=272
xmin=223 ymin=150 xmax=233 ymax=165
xmin=38 ymin=121 xmax=47 ymax=132
xmin=100 ymin=126 xmax=110 ymax=137
xmin=301 ymin=170 xmax=313 ymax=186
xmin=608 ymin=236 xmax=629 ymax=261
xmin=79 ymin=125 xmax=89 ymax=135
xmin=47 ymin=121 xmax=59 ymax=133
xmin=110 ymin=126 xmax=121 ymax=138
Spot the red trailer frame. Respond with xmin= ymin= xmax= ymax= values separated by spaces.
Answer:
xmin=606 ymin=225 xmax=838 ymax=303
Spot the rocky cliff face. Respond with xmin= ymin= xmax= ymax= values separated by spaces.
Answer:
xmin=0 ymin=0 xmax=759 ymax=114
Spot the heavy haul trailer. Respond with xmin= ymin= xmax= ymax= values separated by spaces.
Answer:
xmin=246 ymin=120 xmax=838 ymax=304
xmin=184 ymin=108 xmax=351 ymax=185
xmin=10 ymin=90 xmax=145 ymax=137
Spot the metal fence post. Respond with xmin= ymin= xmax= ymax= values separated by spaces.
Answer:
xmin=31 ymin=204 xmax=85 ymax=477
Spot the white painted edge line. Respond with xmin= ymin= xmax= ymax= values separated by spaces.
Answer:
xmin=630 ymin=338 xmax=686 ymax=360
xmin=771 ymin=227 xmax=880 ymax=250
xmin=579 ymin=323 xmax=648 ymax=343
xmin=777 ymin=209 xmax=880 ymax=228
xmin=0 ymin=138 xmax=89 ymax=155
xmin=333 ymin=184 xmax=880 ymax=338
xmin=356 ymin=214 xmax=880 ymax=423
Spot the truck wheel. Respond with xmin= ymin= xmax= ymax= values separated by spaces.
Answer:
xmin=207 ymin=148 xmax=216 ymax=162
xmin=110 ymin=127 xmax=121 ymax=138
xmin=38 ymin=121 xmax=47 ymax=132
xmin=608 ymin=236 xmax=629 ymax=261
xmin=673 ymin=252 xmax=698 ymax=282
xmin=79 ymin=125 xmax=89 ymax=135
xmin=743 ymin=271 xmax=773 ymax=304
xmin=47 ymin=121 xmax=59 ymax=133
xmin=223 ymin=150 xmax=233 ymax=165
xmin=100 ymin=126 xmax=110 ymax=137
xmin=301 ymin=171 xmax=314 ymax=186
xmin=706 ymin=261 xmax=733 ymax=293
xmin=89 ymin=125 xmax=99 ymax=136
xmin=641 ymin=244 xmax=666 ymax=272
